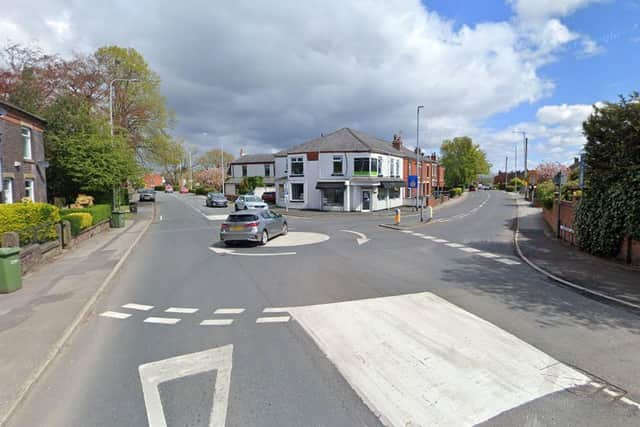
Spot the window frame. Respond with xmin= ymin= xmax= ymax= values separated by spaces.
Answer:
xmin=290 ymin=183 xmax=304 ymax=201
xmin=242 ymin=165 xmax=247 ymax=177
xmin=264 ymin=164 xmax=271 ymax=177
xmin=22 ymin=127 xmax=32 ymax=160
xmin=354 ymin=157 xmax=374 ymax=176
xmin=2 ymin=178 xmax=13 ymax=204
xmin=25 ymin=179 xmax=35 ymax=202
xmin=332 ymin=156 xmax=343 ymax=176
xmin=290 ymin=157 xmax=304 ymax=176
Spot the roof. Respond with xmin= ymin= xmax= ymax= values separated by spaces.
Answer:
xmin=0 ymin=100 xmax=47 ymax=124
xmin=275 ymin=128 xmax=416 ymax=158
xmin=230 ymin=153 xmax=275 ymax=164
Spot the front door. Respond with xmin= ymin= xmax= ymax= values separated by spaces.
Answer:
xmin=362 ymin=190 xmax=371 ymax=211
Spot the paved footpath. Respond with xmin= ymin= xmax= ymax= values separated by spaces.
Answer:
xmin=0 ymin=203 xmax=153 ymax=425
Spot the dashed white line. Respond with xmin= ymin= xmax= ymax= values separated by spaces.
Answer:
xmin=433 ymin=239 xmax=448 ymax=243
xmin=603 ymin=388 xmax=623 ymax=398
xmin=144 ymin=317 xmax=181 ymax=325
xmin=256 ymin=316 xmax=291 ymax=323
xmin=422 ymin=235 xmax=435 ymax=239
xmin=478 ymin=252 xmax=501 ymax=258
xmin=620 ymin=397 xmax=640 ymax=409
xmin=400 ymin=230 xmax=412 ymax=234
xmin=262 ymin=307 xmax=290 ymax=313
xmin=445 ymin=243 xmax=465 ymax=248
xmin=459 ymin=247 xmax=481 ymax=253
xmin=122 ymin=303 xmax=154 ymax=311
xmin=496 ymin=258 xmax=521 ymax=265
xmin=165 ymin=307 xmax=199 ymax=314
xmin=100 ymin=311 xmax=131 ymax=319
xmin=214 ymin=308 xmax=245 ymax=315
xmin=200 ymin=319 xmax=234 ymax=326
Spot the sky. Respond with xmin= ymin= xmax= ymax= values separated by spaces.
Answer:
xmin=1 ymin=0 xmax=638 ymax=172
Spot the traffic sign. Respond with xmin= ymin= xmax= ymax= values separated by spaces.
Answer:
xmin=408 ymin=175 xmax=418 ymax=189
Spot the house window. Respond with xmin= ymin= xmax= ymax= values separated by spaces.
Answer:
xmin=291 ymin=183 xmax=304 ymax=201
xmin=332 ymin=156 xmax=343 ymax=175
xmin=2 ymin=178 xmax=13 ymax=203
xmin=278 ymin=184 xmax=284 ymax=198
xmin=395 ymin=160 xmax=400 ymax=177
xmin=22 ymin=127 xmax=32 ymax=159
xmin=354 ymin=158 xmax=372 ymax=176
xmin=377 ymin=188 xmax=387 ymax=200
xmin=264 ymin=164 xmax=271 ymax=177
xmin=290 ymin=157 xmax=304 ymax=176
xmin=242 ymin=165 xmax=247 ymax=176
xmin=389 ymin=187 xmax=400 ymax=199
xmin=25 ymin=179 xmax=35 ymax=201
xmin=378 ymin=157 xmax=383 ymax=176
xmin=323 ymin=188 xmax=344 ymax=206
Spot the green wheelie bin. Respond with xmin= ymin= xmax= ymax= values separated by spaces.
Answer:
xmin=0 ymin=247 xmax=22 ymax=293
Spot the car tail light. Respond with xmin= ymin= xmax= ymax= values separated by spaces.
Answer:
xmin=244 ymin=222 xmax=259 ymax=228
xmin=221 ymin=223 xmax=229 ymax=230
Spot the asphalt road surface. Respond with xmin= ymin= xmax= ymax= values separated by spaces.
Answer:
xmin=7 ymin=191 xmax=640 ymax=426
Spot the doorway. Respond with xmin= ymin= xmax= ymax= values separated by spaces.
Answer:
xmin=362 ymin=190 xmax=371 ymax=211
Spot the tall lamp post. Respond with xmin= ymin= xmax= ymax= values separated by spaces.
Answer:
xmin=513 ymin=130 xmax=527 ymax=194
xmin=416 ymin=105 xmax=424 ymax=221
xmin=109 ymin=78 xmax=139 ymax=209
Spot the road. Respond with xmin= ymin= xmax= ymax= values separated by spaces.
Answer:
xmin=7 ymin=191 xmax=640 ymax=426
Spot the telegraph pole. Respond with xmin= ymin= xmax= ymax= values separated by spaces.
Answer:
xmin=416 ymin=105 xmax=424 ymax=221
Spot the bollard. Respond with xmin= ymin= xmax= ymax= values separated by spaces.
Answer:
xmin=394 ymin=208 xmax=401 ymax=225
xmin=426 ymin=206 xmax=433 ymax=222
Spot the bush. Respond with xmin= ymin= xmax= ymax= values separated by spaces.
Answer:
xmin=153 ymin=185 xmax=165 ymax=191
xmin=535 ymin=180 xmax=556 ymax=210
xmin=0 ymin=202 xmax=61 ymax=245
xmin=60 ymin=204 xmax=111 ymax=225
xmin=62 ymin=212 xmax=93 ymax=235
xmin=448 ymin=187 xmax=463 ymax=198
xmin=194 ymin=187 xmax=214 ymax=196
xmin=504 ymin=185 xmax=514 ymax=192
xmin=509 ymin=177 xmax=527 ymax=188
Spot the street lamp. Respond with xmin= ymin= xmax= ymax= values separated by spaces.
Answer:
xmin=417 ymin=105 xmax=424 ymax=221
xmin=512 ymin=130 xmax=528 ymax=194
xmin=109 ymin=78 xmax=139 ymax=209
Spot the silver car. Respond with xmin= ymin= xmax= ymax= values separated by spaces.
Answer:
xmin=235 ymin=195 xmax=268 ymax=211
xmin=220 ymin=209 xmax=288 ymax=245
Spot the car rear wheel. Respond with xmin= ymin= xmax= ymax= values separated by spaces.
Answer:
xmin=282 ymin=223 xmax=288 ymax=235
xmin=259 ymin=230 xmax=268 ymax=245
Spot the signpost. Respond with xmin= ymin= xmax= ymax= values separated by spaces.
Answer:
xmin=408 ymin=175 xmax=418 ymax=189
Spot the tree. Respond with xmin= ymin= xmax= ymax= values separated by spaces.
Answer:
xmin=574 ymin=92 xmax=640 ymax=257
xmin=439 ymin=137 xmax=491 ymax=187
xmin=196 ymin=149 xmax=234 ymax=170
xmin=535 ymin=162 xmax=569 ymax=182
xmin=148 ymin=136 xmax=186 ymax=186
xmin=237 ymin=177 xmax=264 ymax=194
xmin=194 ymin=168 xmax=224 ymax=191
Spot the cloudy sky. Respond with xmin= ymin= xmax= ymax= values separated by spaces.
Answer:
xmin=1 ymin=0 xmax=638 ymax=171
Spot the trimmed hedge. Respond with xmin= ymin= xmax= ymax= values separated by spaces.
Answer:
xmin=0 ymin=202 xmax=61 ymax=245
xmin=62 ymin=213 xmax=93 ymax=236
xmin=535 ymin=180 xmax=556 ymax=210
xmin=449 ymin=187 xmax=463 ymax=197
xmin=153 ymin=185 xmax=165 ymax=191
xmin=60 ymin=204 xmax=111 ymax=225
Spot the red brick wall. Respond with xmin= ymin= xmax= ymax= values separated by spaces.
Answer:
xmin=542 ymin=200 xmax=576 ymax=244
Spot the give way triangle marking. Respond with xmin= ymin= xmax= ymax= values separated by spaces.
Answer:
xmin=138 ymin=344 xmax=233 ymax=427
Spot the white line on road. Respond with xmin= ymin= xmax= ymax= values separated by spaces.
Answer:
xmin=478 ymin=252 xmax=501 ymax=258
xmin=200 ymin=319 xmax=234 ymax=326
xmin=340 ymin=229 xmax=370 ymax=245
xmin=99 ymin=311 xmax=131 ymax=319
xmin=445 ymin=243 xmax=464 ymax=248
xmin=459 ymin=247 xmax=481 ymax=253
xmin=256 ymin=316 xmax=291 ymax=323
xmin=139 ymin=345 xmax=233 ymax=427
xmin=122 ymin=303 xmax=154 ymax=311
xmin=433 ymin=239 xmax=448 ymax=243
xmin=603 ymin=388 xmax=623 ymax=398
xmin=208 ymin=247 xmax=296 ymax=257
xmin=422 ymin=235 xmax=435 ymax=239
xmin=205 ymin=214 xmax=229 ymax=221
xmin=496 ymin=258 xmax=521 ymax=265
xmin=620 ymin=397 xmax=640 ymax=409
xmin=214 ymin=308 xmax=245 ymax=315
xmin=143 ymin=317 xmax=181 ymax=325
xmin=262 ymin=307 xmax=290 ymax=313
xmin=165 ymin=307 xmax=199 ymax=314
xmin=400 ymin=230 xmax=412 ymax=234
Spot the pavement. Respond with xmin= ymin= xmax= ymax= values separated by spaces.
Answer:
xmin=0 ymin=202 xmax=154 ymax=425
xmin=516 ymin=198 xmax=640 ymax=310
xmin=3 ymin=191 xmax=640 ymax=427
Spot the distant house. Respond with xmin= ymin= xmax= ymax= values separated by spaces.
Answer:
xmin=142 ymin=173 xmax=164 ymax=189
xmin=226 ymin=153 xmax=275 ymax=196
xmin=0 ymin=101 xmax=48 ymax=203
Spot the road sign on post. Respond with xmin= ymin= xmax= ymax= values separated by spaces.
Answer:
xmin=408 ymin=175 xmax=418 ymax=189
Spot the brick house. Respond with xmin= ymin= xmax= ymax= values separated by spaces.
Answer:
xmin=395 ymin=134 xmax=445 ymax=202
xmin=0 ymin=101 xmax=48 ymax=203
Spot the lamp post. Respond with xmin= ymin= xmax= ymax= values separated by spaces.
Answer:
xmin=109 ymin=78 xmax=139 ymax=209
xmin=416 ymin=105 xmax=424 ymax=221
xmin=220 ymin=141 xmax=225 ymax=195
xmin=513 ymin=130 xmax=527 ymax=194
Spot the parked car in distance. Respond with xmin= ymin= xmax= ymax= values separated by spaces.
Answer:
xmin=220 ymin=209 xmax=287 ymax=245
xmin=261 ymin=191 xmax=276 ymax=204
xmin=164 ymin=185 xmax=174 ymax=193
xmin=139 ymin=189 xmax=156 ymax=202
xmin=235 ymin=194 xmax=268 ymax=211
xmin=469 ymin=184 xmax=476 ymax=191
xmin=180 ymin=187 xmax=189 ymax=194
xmin=206 ymin=192 xmax=228 ymax=207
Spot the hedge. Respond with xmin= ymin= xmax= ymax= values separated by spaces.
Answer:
xmin=60 ymin=204 xmax=111 ymax=225
xmin=0 ymin=202 xmax=61 ymax=245
xmin=62 ymin=213 xmax=93 ymax=235
xmin=535 ymin=180 xmax=556 ymax=209
xmin=154 ymin=185 xmax=165 ymax=191
xmin=449 ymin=187 xmax=463 ymax=197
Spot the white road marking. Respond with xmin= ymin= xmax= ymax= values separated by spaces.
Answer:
xmin=340 ymin=229 xmax=370 ymax=245
xmin=209 ymin=247 xmax=297 ymax=257
xmin=200 ymin=319 xmax=234 ymax=326
xmin=445 ymin=243 xmax=464 ymax=248
xmin=459 ymin=247 xmax=481 ymax=253
xmin=496 ymin=258 xmax=521 ymax=265
xmin=433 ymin=239 xmax=448 ymax=243
xmin=590 ymin=381 xmax=604 ymax=388
xmin=265 ymin=232 xmax=330 ymax=247
xmin=289 ymin=292 xmax=589 ymax=427
xmin=165 ymin=307 xmax=199 ymax=314
xmin=400 ymin=230 xmax=412 ymax=234
xmin=214 ymin=308 xmax=245 ymax=315
xmin=262 ymin=307 xmax=290 ymax=313
xmin=205 ymin=214 xmax=229 ymax=221
xmin=620 ymin=397 xmax=640 ymax=409
xmin=478 ymin=252 xmax=501 ymax=258
xmin=159 ymin=215 xmax=163 ymax=221
xmin=122 ymin=303 xmax=154 ymax=311
xmin=99 ymin=311 xmax=131 ymax=319
xmin=422 ymin=235 xmax=435 ymax=239
xmin=603 ymin=388 xmax=623 ymax=398
xmin=139 ymin=345 xmax=233 ymax=427
xmin=256 ymin=316 xmax=291 ymax=323
xmin=143 ymin=317 xmax=181 ymax=325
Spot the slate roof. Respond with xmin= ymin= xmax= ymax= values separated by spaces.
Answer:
xmin=275 ymin=128 xmax=416 ymax=158
xmin=230 ymin=153 xmax=275 ymax=164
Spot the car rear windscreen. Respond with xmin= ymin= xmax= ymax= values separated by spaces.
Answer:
xmin=227 ymin=214 xmax=259 ymax=222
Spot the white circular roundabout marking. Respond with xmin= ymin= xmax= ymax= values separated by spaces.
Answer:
xmin=264 ymin=232 xmax=330 ymax=247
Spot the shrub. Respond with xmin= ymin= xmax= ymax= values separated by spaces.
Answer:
xmin=448 ymin=187 xmax=463 ymax=198
xmin=194 ymin=187 xmax=213 ymax=196
xmin=535 ymin=180 xmax=556 ymax=210
xmin=60 ymin=204 xmax=111 ymax=225
xmin=509 ymin=177 xmax=527 ymax=188
xmin=62 ymin=212 xmax=93 ymax=235
xmin=0 ymin=202 xmax=61 ymax=245
xmin=504 ymin=185 xmax=514 ymax=192
xmin=154 ymin=185 xmax=165 ymax=191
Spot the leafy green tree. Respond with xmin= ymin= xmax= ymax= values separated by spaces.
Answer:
xmin=440 ymin=137 xmax=491 ymax=187
xmin=196 ymin=149 xmax=235 ymax=170
xmin=148 ymin=135 xmax=186 ymax=185
xmin=575 ymin=92 xmax=640 ymax=257
xmin=237 ymin=176 xmax=264 ymax=194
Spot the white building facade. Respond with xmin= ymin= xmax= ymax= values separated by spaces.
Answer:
xmin=226 ymin=153 xmax=275 ymax=196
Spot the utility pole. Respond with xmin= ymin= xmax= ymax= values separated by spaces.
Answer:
xmin=220 ymin=142 xmax=225 ymax=195
xmin=514 ymin=143 xmax=518 ymax=193
xmin=504 ymin=156 xmax=508 ymax=187
xmin=417 ymin=105 xmax=424 ymax=221
xmin=188 ymin=150 xmax=193 ymax=191
xmin=513 ymin=130 xmax=527 ymax=194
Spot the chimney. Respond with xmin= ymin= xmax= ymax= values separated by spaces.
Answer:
xmin=392 ymin=134 xmax=403 ymax=150
xmin=240 ymin=148 xmax=245 ymax=157
xmin=431 ymin=152 xmax=436 ymax=161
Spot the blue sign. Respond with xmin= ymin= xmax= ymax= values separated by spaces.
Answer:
xmin=408 ymin=175 xmax=418 ymax=189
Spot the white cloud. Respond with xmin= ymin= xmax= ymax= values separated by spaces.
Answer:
xmin=509 ymin=0 xmax=603 ymax=21
xmin=536 ymin=103 xmax=595 ymax=126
